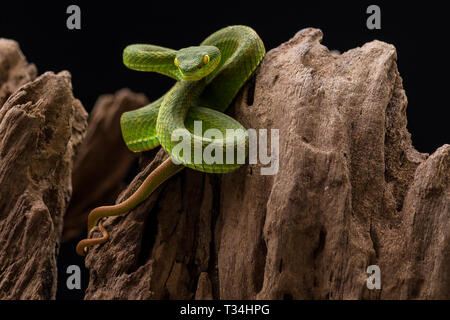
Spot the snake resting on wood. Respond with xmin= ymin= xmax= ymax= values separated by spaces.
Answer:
xmin=76 ymin=25 xmax=265 ymax=256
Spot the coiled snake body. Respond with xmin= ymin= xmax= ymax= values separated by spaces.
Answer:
xmin=76 ymin=25 xmax=265 ymax=256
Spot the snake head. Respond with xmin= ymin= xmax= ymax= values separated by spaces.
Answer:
xmin=175 ymin=46 xmax=221 ymax=81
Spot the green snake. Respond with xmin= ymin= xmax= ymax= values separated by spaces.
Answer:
xmin=76 ymin=25 xmax=265 ymax=256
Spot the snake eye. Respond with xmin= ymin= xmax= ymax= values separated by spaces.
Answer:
xmin=174 ymin=58 xmax=179 ymax=67
xmin=203 ymin=55 xmax=210 ymax=64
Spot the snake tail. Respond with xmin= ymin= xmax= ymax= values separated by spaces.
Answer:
xmin=75 ymin=219 xmax=109 ymax=256
xmin=75 ymin=158 xmax=182 ymax=256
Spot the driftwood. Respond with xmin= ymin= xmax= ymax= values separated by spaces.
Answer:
xmin=0 ymin=29 xmax=448 ymax=300
xmin=0 ymin=39 xmax=37 ymax=106
xmin=0 ymin=39 xmax=87 ymax=299
xmin=82 ymin=29 xmax=449 ymax=299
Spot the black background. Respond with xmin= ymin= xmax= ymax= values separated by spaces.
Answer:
xmin=1 ymin=1 xmax=448 ymax=300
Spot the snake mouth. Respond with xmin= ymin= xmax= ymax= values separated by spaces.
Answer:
xmin=182 ymin=73 xmax=198 ymax=81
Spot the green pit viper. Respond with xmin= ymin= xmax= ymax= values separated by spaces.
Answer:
xmin=76 ymin=25 xmax=265 ymax=256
